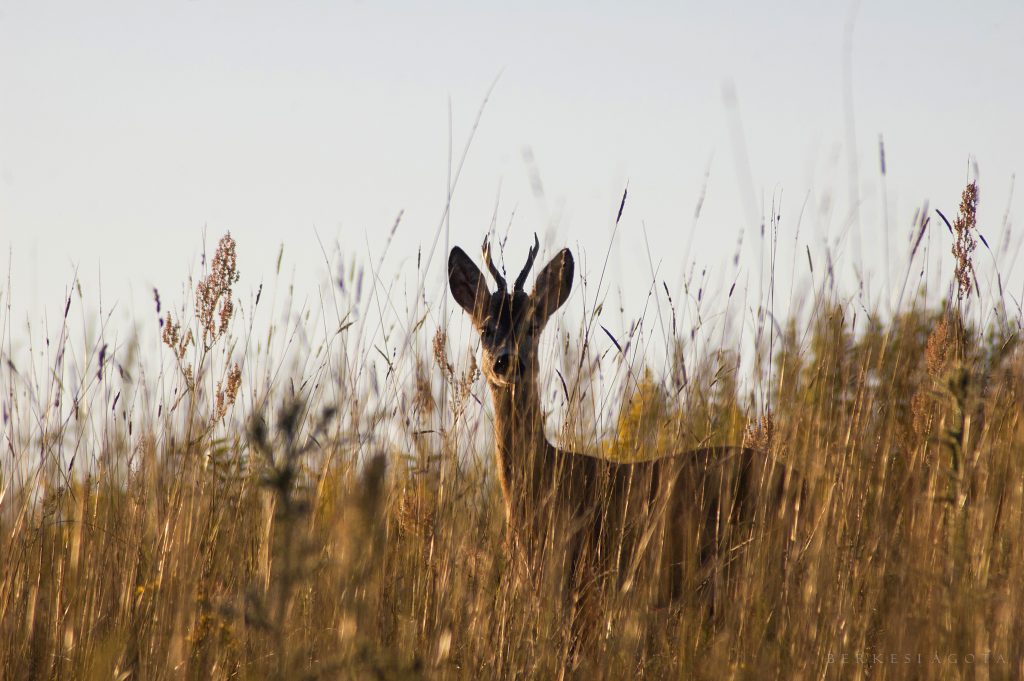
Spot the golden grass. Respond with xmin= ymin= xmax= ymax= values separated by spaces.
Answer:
xmin=2 ymin=184 xmax=1023 ymax=679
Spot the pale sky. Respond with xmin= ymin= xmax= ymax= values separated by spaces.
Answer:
xmin=2 ymin=1 xmax=1022 ymax=343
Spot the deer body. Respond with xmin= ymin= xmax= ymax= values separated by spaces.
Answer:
xmin=448 ymin=236 xmax=801 ymax=633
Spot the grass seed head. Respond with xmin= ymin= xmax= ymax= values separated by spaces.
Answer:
xmin=926 ymin=315 xmax=951 ymax=379
xmin=196 ymin=232 xmax=240 ymax=347
xmin=952 ymin=181 xmax=979 ymax=302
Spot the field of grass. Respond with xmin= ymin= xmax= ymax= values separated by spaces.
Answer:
xmin=2 ymin=182 xmax=1022 ymax=679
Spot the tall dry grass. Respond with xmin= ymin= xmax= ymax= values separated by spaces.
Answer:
xmin=2 ymin=183 xmax=1023 ymax=680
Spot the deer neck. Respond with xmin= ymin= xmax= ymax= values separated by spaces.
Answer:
xmin=489 ymin=380 xmax=554 ymax=525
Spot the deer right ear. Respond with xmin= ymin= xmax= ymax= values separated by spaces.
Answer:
xmin=448 ymin=247 xmax=490 ymax=322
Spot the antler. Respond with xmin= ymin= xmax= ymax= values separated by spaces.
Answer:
xmin=514 ymin=233 xmax=540 ymax=292
xmin=481 ymin=237 xmax=507 ymax=291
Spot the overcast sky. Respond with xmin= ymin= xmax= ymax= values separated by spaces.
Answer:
xmin=2 ymin=1 xmax=1022 ymax=341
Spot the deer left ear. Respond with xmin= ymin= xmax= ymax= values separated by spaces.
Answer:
xmin=532 ymin=249 xmax=573 ymax=323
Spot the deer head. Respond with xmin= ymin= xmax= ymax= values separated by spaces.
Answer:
xmin=448 ymin=235 xmax=574 ymax=390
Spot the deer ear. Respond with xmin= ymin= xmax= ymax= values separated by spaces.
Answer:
xmin=532 ymin=248 xmax=574 ymax=323
xmin=448 ymin=247 xmax=490 ymax=322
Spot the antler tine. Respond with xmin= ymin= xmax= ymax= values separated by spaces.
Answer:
xmin=481 ymin=236 xmax=507 ymax=290
xmin=514 ymin=233 xmax=541 ymax=292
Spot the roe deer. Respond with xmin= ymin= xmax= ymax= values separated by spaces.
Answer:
xmin=448 ymin=235 xmax=803 ymax=646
